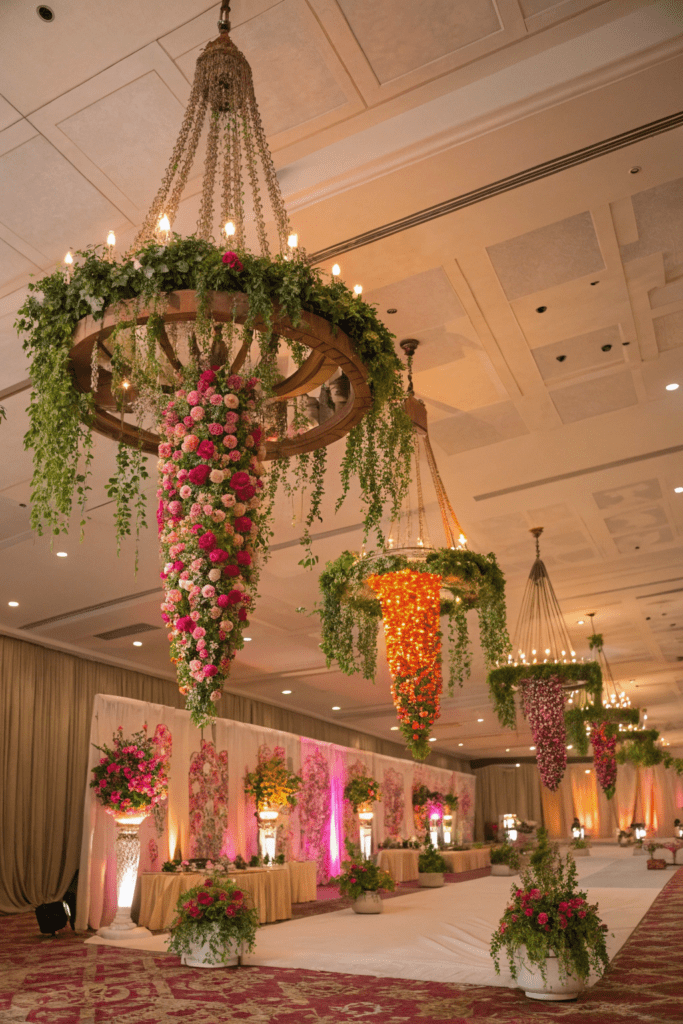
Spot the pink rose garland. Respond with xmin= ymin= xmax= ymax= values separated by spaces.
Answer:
xmin=591 ymin=721 xmax=617 ymax=799
xmin=157 ymin=366 xmax=267 ymax=726
xmin=520 ymin=675 xmax=567 ymax=791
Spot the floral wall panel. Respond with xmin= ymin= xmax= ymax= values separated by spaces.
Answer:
xmin=299 ymin=741 xmax=332 ymax=884
xmin=138 ymin=723 xmax=174 ymax=871
xmin=457 ymin=774 xmax=475 ymax=843
xmin=382 ymin=767 xmax=405 ymax=838
xmin=189 ymin=738 xmax=229 ymax=859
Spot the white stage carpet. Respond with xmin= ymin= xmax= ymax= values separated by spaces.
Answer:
xmin=86 ymin=848 xmax=672 ymax=988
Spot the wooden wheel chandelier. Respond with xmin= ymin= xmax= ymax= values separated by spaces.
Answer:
xmin=67 ymin=0 xmax=372 ymax=460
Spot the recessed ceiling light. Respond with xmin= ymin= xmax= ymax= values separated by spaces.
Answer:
xmin=585 ymin=769 xmax=591 ymax=774
xmin=665 ymin=383 xmax=679 ymax=391
xmin=629 ymin=166 xmax=641 ymax=174
xmin=281 ymin=689 xmax=292 ymax=694
xmin=8 ymin=601 xmax=19 ymax=607
xmin=675 ymin=487 xmax=683 ymax=494
xmin=477 ymin=718 xmax=484 ymax=722
xmin=243 ymin=637 xmax=252 ymax=641
xmin=577 ymin=619 xmax=584 ymax=624
xmin=515 ymin=763 xmax=521 ymax=767
xmin=505 ymin=748 xmax=510 ymax=752
xmin=56 ymin=551 xmax=68 ymax=557
xmin=567 ymin=745 xmax=573 ymax=750
xmin=390 ymin=726 xmax=399 ymax=731
xmin=536 ymin=306 xmax=547 ymax=313
xmin=332 ymin=706 xmax=340 ymax=711
xmin=428 ymin=737 xmax=437 ymax=742
xmin=36 ymin=5 xmax=55 ymax=21
xmin=386 ymin=308 xmax=397 ymax=314
xmin=458 ymin=743 xmax=463 ymax=747
xmin=529 ymin=746 xmax=535 ymax=751
xmin=132 ymin=641 xmax=142 ymax=647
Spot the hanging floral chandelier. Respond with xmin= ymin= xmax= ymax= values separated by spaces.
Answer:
xmin=318 ymin=340 xmax=511 ymax=759
xmin=18 ymin=1 xmax=413 ymax=726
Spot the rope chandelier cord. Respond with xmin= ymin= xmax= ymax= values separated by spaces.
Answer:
xmin=510 ymin=527 xmax=577 ymax=666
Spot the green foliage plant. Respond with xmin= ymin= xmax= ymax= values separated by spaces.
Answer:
xmin=486 ymin=662 xmax=603 ymax=731
xmin=167 ymin=873 xmax=259 ymax=966
xmin=570 ymin=838 xmax=589 ymax=850
xmin=331 ymin=841 xmax=395 ymax=900
xmin=616 ymin=729 xmax=683 ymax=774
xmin=490 ymin=828 xmax=609 ymax=984
xmin=243 ymin=747 xmax=301 ymax=811
xmin=17 ymin=237 xmax=413 ymax=557
xmin=319 ymin=547 xmax=511 ymax=696
xmin=418 ymin=840 xmax=448 ymax=874
xmin=490 ymin=844 xmax=521 ymax=869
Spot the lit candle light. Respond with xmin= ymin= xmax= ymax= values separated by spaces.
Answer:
xmin=158 ymin=214 xmax=171 ymax=243
xmin=287 ymin=232 xmax=298 ymax=249
xmin=64 ymin=250 xmax=73 ymax=283
xmin=353 ymin=284 xmax=363 ymax=296
xmin=106 ymin=230 xmax=116 ymax=261
xmin=224 ymin=220 xmax=235 ymax=238
xmin=331 ymin=263 xmax=340 ymax=280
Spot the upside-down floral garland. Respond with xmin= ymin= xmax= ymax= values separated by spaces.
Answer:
xmin=367 ymin=570 xmax=443 ymax=760
xmin=519 ymin=676 xmax=567 ymax=792
xmin=158 ymin=363 xmax=269 ymax=726
xmin=591 ymin=721 xmax=617 ymax=799
xmin=90 ymin=725 xmax=169 ymax=814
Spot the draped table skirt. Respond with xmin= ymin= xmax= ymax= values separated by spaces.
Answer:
xmin=134 ymin=867 xmax=292 ymax=928
xmin=286 ymin=860 xmax=317 ymax=902
xmin=441 ymin=848 xmax=491 ymax=872
xmin=376 ymin=849 xmax=420 ymax=882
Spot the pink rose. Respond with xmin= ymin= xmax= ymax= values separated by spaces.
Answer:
xmin=158 ymin=443 xmax=172 ymax=457
xmin=190 ymin=406 xmax=204 ymax=421
xmin=174 ymin=423 xmax=186 ymax=437
xmin=224 ymin=394 xmax=239 ymax=410
xmin=226 ymin=375 xmax=244 ymax=390
xmin=209 ymin=423 xmax=223 ymax=435
xmin=203 ymin=664 xmax=218 ymax=677
xmin=234 ymin=516 xmax=252 ymax=533
xmin=187 ymin=390 xmax=200 ymax=405
xmin=188 ymin=465 xmax=210 ymax=486
xmin=222 ymin=251 xmax=243 ymax=271
xmin=182 ymin=434 xmax=199 ymax=452
xmin=197 ymin=439 xmax=215 ymax=459
xmin=179 ymin=485 xmax=192 ymax=499
xmin=229 ymin=450 xmax=241 ymax=462
xmin=221 ymin=494 xmax=235 ymax=507
xmin=197 ymin=531 xmax=216 ymax=551
xmin=201 ymin=585 xmax=216 ymax=598
xmin=192 ymin=627 xmax=206 ymax=640
xmin=223 ymin=434 xmax=238 ymax=448
xmin=537 ymin=912 xmax=548 ymax=925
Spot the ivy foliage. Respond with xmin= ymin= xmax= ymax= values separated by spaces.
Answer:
xmin=17 ymin=236 xmax=413 ymax=553
xmin=318 ymin=547 xmax=511 ymax=692
xmin=616 ymin=729 xmax=683 ymax=774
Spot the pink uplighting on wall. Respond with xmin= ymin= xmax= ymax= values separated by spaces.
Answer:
xmin=329 ymin=750 xmax=345 ymax=876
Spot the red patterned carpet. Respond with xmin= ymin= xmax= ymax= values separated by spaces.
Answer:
xmin=1 ymin=869 xmax=681 ymax=1024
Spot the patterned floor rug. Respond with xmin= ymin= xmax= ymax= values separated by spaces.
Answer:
xmin=1 ymin=868 xmax=681 ymax=1024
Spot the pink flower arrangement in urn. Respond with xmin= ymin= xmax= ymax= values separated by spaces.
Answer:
xmin=157 ymin=365 xmax=268 ymax=725
xmin=90 ymin=725 xmax=169 ymax=814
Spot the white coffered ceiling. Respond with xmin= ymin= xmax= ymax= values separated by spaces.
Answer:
xmin=1 ymin=0 xmax=683 ymax=766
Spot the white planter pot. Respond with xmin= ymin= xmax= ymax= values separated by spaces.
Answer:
xmin=633 ymin=845 xmax=645 ymax=856
xmin=180 ymin=924 xmax=240 ymax=968
xmin=491 ymin=863 xmax=518 ymax=876
xmin=516 ymin=951 xmax=584 ymax=1001
xmin=570 ymin=847 xmax=590 ymax=857
xmin=418 ymin=872 xmax=445 ymax=887
xmin=352 ymin=891 xmax=383 ymax=914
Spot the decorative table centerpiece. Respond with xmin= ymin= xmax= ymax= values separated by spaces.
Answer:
xmin=332 ymin=842 xmax=395 ymax=914
xmin=90 ymin=725 xmax=168 ymax=939
xmin=490 ymin=829 xmax=609 ymax=1001
xmin=168 ymin=874 xmax=259 ymax=967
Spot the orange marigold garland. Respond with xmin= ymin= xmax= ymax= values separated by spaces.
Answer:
xmin=367 ymin=570 xmax=443 ymax=760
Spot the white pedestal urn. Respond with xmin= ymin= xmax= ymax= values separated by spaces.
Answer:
xmin=257 ymin=806 xmax=279 ymax=862
xmin=181 ymin=924 xmax=240 ymax=968
xmin=352 ymin=891 xmax=383 ymax=914
xmin=98 ymin=809 xmax=152 ymax=940
xmin=516 ymin=951 xmax=584 ymax=1001
xmin=418 ymin=872 xmax=445 ymax=888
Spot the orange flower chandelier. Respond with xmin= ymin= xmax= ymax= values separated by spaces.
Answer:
xmin=367 ymin=569 xmax=443 ymax=760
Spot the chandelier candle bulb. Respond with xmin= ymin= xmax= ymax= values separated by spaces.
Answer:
xmin=157 ymin=214 xmax=171 ymax=242
xmin=63 ymin=250 xmax=73 ymax=282
xmin=331 ymin=263 xmax=340 ymax=279
xmin=287 ymin=233 xmax=298 ymax=249
xmin=224 ymin=220 xmax=235 ymax=237
xmin=353 ymin=284 xmax=363 ymax=295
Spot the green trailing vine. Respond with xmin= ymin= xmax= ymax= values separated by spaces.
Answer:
xmin=318 ymin=546 xmax=511 ymax=692
xmin=17 ymin=236 xmax=413 ymax=558
xmin=616 ymin=729 xmax=683 ymax=774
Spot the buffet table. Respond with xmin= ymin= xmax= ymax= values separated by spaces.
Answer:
xmin=376 ymin=849 xmax=420 ymax=882
xmin=134 ymin=867 xmax=292 ymax=929
xmin=287 ymin=860 xmax=317 ymax=902
xmin=441 ymin=848 xmax=490 ymax=872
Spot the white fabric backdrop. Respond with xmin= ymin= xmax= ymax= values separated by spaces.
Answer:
xmin=76 ymin=694 xmax=475 ymax=929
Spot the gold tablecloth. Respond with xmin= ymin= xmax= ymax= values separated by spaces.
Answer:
xmin=376 ymin=849 xmax=420 ymax=882
xmin=441 ymin=848 xmax=491 ymax=872
xmin=287 ymin=860 xmax=317 ymax=902
xmin=135 ymin=868 xmax=292 ymax=929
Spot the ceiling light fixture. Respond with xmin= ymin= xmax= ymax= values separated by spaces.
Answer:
xmin=132 ymin=641 xmax=143 ymax=647
xmin=515 ymin=763 xmax=521 ymax=767
xmin=56 ymin=551 xmax=67 ymax=557
xmin=390 ymin=726 xmax=399 ymax=731
xmin=665 ymin=383 xmax=679 ymax=391
xmin=243 ymin=637 xmax=252 ymax=641
xmin=675 ymin=487 xmax=683 ymax=494
xmin=8 ymin=601 xmax=19 ymax=607
xmin=477 ymin=718 xmax=484 ymax=722
xmin=458 ymin=743 xmax=463 ymax=747
xmin=332 ymin=706 xmax=340 ymax=711
xmin=281 ymin=689 xmax=292 ymax=694
xmin=428 ymin=737 xmax=436 ymax=742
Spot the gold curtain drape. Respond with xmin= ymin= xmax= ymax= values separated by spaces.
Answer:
xmin=473 ymin=765 xmax=545 ymax=839
xmin=0 ymin=632 xmax=468 ymax=914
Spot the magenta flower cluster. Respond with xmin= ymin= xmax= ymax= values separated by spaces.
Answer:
xmin=520 ymin=675 xmax=567 ymax=791
xmin=90 ymin=725 xmax=169 ymax=814
xmin=157 ymin=366 xmax=267 ymax=724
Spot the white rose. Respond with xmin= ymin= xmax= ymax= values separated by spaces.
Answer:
xmin=209 ymin=469 xmax=224 ymax=484
xmin=208 ymin=568 xmax=221 ymax=582
xmin=220 ymin=620 xmax=234 ymax=633
xmin=233 ymin=502 xmax=246 ymax=516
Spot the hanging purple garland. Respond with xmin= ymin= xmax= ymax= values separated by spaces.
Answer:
xmin=520 ymin=675 xmax=567 ymax=791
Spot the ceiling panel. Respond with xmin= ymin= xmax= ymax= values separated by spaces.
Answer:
xmin=550 ymin=369 xmax=638 ymax=424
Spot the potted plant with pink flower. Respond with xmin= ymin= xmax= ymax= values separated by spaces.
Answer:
xmin=167 ymin=874 xmax=260 ymax=967
xmin=490 ymin=829 xmax=609 ymax=1001
xmin=331 ymin=841 xmax=395 ymax=914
